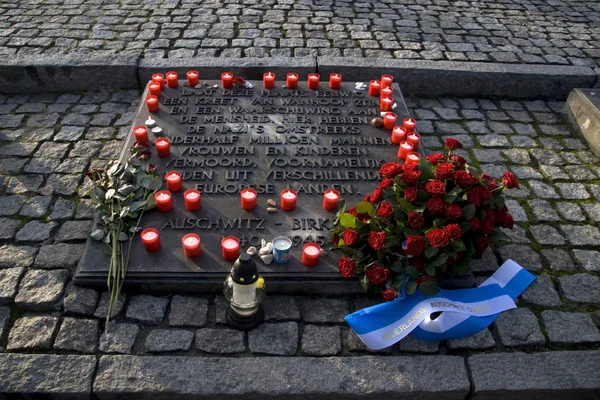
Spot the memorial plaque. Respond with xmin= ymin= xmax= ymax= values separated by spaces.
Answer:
xmin=74 ymin=79 xmax=422 ymax=293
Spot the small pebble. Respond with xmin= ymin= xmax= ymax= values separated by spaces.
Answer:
xmin=267 ymin=207 xmax=277 ymax=213
xmin=246 ymin=246 xmax=257 ymax=255
xmin=259 ymin=243 xmax=273 ymax=255
xmin=261 ymin=239 xmax=267 ymax=248
xmin=371 ymin=117 xmax=383 ymax=128
xmin=260 ymin=254 xmax=274 ymax=265
xmin=213 ymin=84 xmax=219 ymax=89
xmin=267 ymin=199 xmax=276 ymax=207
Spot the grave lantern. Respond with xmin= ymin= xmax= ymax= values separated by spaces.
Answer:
xmin=223 ymin=253 xmax=265 ymax=330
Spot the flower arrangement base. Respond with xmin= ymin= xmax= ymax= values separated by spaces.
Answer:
xmin=226 ymin=305 xmax=264 ymax=331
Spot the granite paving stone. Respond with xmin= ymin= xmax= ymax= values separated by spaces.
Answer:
xmin=63 ymin=283 xmax=99 ymax=316
xmin=494 ymin=308 xmax=545 ymax=348
xmin=15 ymin=269 xmax=69 ymax=311
xmin=99 ymin=323 xmax=140 ymax=354
xmin=248 ymin=322 xmax=298 ymax=355
xmin=195 ymin=328 xmax=246 ymax=354
xmin=95 ymin=292 xmax=127 ymax=319
xmin=144 ymin=329 xmax=194 ymax=352
xmin=126 ymin=295 xmax=169 ymax=325
xmin=0 ymin=267 xmax=24 ymax=305
xmin=558 ymin=274 xmax=600 ymax=304
xmin=561 ymin=225 xmax=600 ymax=246
xmin=498 ymin=245 xmax=541 ymax=271
xmin=54 ymin=318 xmax=99 ymax=353
xmin=54 ymin=220 xmax=92 ymax=242
xmin=19 ymin=196 xmax=52 ymax=218
xmin=529 ymin=225 xmax=565 ymax=245
xmin=15 ymin=221 xmax=57 ymax=242
xmin=540 ymin=249 xmax=575 ymax=271
xmin=541 ymin=311 xmax=600 ymax=345
xmin=33 ymin=243 xmax=84 ymax=269
xmin=7 ymin=316 xmax=59 ymax=350
xmin=0 ymin=245 xmax=38 ymax=268
xmin=301 ymin=325 xmax=342 ymax=356
xmin=396 ymin=335 xmax=439 ymax=354
xmin=521 ymin=275 xmax=562 ymax=308
xmin=168 ymin=296 xmax=208 ymax=327
xmin=263 ymin=296 xmax=301 ymax=321
xmin=0 ymin=218 xmax=20 ymax=240
xmin=0 ymin=307 xmax=9 ymax=340
xmin=447 ymin=329 xmax=496 ymax=351
xmin=300 ymin=298 xmax=348 ymax=324
xmin=572 ymin=250 xmax=600 ymax=272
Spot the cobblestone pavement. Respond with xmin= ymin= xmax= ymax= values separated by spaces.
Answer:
xmin=1 ymin=0 xmax=599 ymax=66
xmin=0 ymin=89 xmax=599 ymax=363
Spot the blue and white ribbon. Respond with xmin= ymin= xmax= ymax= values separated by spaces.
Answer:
xmin=345 ymin=259 xmax=535 ymax=350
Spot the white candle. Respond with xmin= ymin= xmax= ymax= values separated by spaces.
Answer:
xmin=242 ymin=190 xmax=256 ymax=199
xmin=167 ymin=72 xmax=176 ymax=78
xmin=304 ymin=245 xmax=320 ymax=256
xmin=157 ymin=139 xmax=168 ymax=146
xmin=185 ymin=191 xmax=199 ymax=200
xmin=166 ymin=173 xmax=179 ymax=182
xmin=282 ymin=191 xmax=296 ymax=200
xmin=274 ymin=239 xmax=291 ymax=250
xmin=157 ymin=193 xmax=170 ymax=201
xmin=325 ymin=191 xmax=339 ymax=200
xmin=189 ymin=72 xmax=197 ymax=77
xmin=408 ymin=154 xmax=420 ymax=161
xmin=151 ymin=126 xmax=162 ymax=135
xmin=184 ymin=236 xmax=199 ymax=247
xmin=409 ymin=133 xmax=419 ymax=141
xmin=222 ymin=238 xmax=238 ymax=249
xmin=401 ymin=143 xmax=412 ymax=149
xmin=142 ymin=231 xmax=158 ymax=241
xmin=145 ymin=116 xmax=156 ymax=128
xmin=224 ymin=73 xmax=232 ymax=79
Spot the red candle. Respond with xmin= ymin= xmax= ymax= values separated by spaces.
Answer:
xmin=286 ymin=73 xmax=298 ymax=89
xmin=240 ymin=188 xmax=257 ymax=210
xmin=308 ymin=73 xmax=320 ymax=90
xmin=405 ymin=151 xmax=421 ymax=165
xmin=403 ymin=118 xmax=417 ymax=133
xmin=187 ymin=70 xmax=199 ymax=86
xmin=381 ymin=74 xmax=393 ymax=88
xmin=221 ymin=236 xmax=240 ymax=261
xmin=154 ymin=190 xmax=172 ymax=212
xmin=280 ymin=189 xmax=297 ymax=211
xmin=155 ymin=137 xmax=170 ymax=157
xmin=391 ymin=126 xmax=406 ymax=144
xmin=302 ymin=242 xmax=321 ymax=267
xmin=141 ymin=228 xmax=161 ymax=252
xmin=183 ymin=189 xmax=201 ymax=211
xmin=329 ymin=73 xmax=342 ymax=90
xmin=151 ymin=73 xmax=165 ymax=89
xmin=323 ymin=188 xmax=340 ymax=211
xmin=383 ymin=112 xmax=397 ymax=130
xmin=148 ymin=82 xmax=161 ymax=97
xmin=380 ymin=97 xmax=393 ymax=111
xmin=380 ymin=86 xmax=393 ymax=100
xmin=397 ymin=141 xmax=414 ymax=160
xmin=263 ymin=72 xmax=275 ymax=89
xmin=166 ymin=71 xmax=178 ymax=88
xmin=368 ymin=80 xmax=381 ymax=96
xmin=407 ymin=132 xmax=421 ymax=147
xmin=221 ymin=72 xmax=234 ymax=89
xmin=146 ymin=95 xmax=159 ymax=113
xmin=133 ymin=125 xmax=148 ymax=143
xmin=182 ymin=233 xmax=201 ymax=258
xmin=165 ymin=171 xmax=182 ymax=192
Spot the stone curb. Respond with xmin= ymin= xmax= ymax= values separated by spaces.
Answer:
xmin=317 ymin=58 xmax=597 ymax=100
xmin=0 ymin=55 xmax=140 ymax=94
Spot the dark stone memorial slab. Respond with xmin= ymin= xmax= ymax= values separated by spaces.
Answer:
xmin=74 ymin=79 xmax=420 ymax=294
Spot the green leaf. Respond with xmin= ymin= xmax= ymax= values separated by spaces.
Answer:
xmin=425 ymin=266 xmax=436 ymax=276
xmin=118 ymin=184 xmax=135 ymax=196
xmin=419 ymin=280 xmax=440 ymax=296
xmin=357 ymin=201 xmax=374 ymax=216
xmin=467 ymin=166 xmax=481 ymax=179
xmin=451 ymin=239 xmax=465 ymax=250
xmin=425 ymin=247 xmax=439 ymax=259
xmin=444 ymin=193 xmax=458 ymax=203
xmin=337 ymin=199 xmax=346 ymax=214
xmin=462 ymin=203 xmax=476 ymax=220
xmin=118 ymin=232 xmax=129 ymax=241
xmin=360 ymin=275 xmax=370 ymax=293
xmin=140 ymin=177 xmax=152 ymax=190
xmin=389 ymin=261 xmax=404 ymax=273
xmin=433 ymin=218 xmax=444 ymax=228
xmin=339 ymin=245 xmax=357 ymax=256
xmin=405 ymin=280 xmax=417 ymax=295
xmin=383 ymin=189 xmax=396 ymax=202
xmin=431 ymin=253 xmax=448 ymax=267
xmin=406 ymin=266 xmax=420 ymax=279
xmin=339 ymin=213 xmax=358 ymax=229
xmin=391 ymin=276 xmax=405 ymax=290
xmin=91 ymin=228 xmax=104 ymax=240
xmin=105 ymin=188 xmax=115 ymax=200
xmin=398 ymin=198 xmax=416 ymax=213
xmin=146 ymin=193 xmax=157 ymax=208
xmin=490 ymin=229 xmax=512 ymax=243
xmin=149 ymin=176 xmax=163 ymax=191
xmin=418 ymin=158 xmax=435 ymax=180
xmin=119 ymin=206 xmax=130 ymax=218
xmin=459 ymin=222 xmax=472 ymax=234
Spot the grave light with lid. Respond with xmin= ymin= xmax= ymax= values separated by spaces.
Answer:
xmin=224 ymin=253 xmax=266 ymax=330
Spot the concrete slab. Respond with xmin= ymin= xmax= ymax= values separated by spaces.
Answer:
xmin=563 ymin=89 xmax=600 ymax=156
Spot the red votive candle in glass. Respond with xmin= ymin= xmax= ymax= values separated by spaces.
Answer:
xmin=155 ymin=137 xmax=170 ymax=157
xmin=166 ymin=71 xmax=178 ymax=88
xmin=329 ymin=73 xmax=342 ymax=90
xmin=368 ymin=80 xmax=381 ymax=96
xmin=187 ymin=70 xmax=199 ymax=86
xmin=380 ymin=86 xmax=393 ymax=100
xmin=403 ymin=118 xmax=417 ymax=133
xmin=280 ymin=189 xmax=297 ymax=211
xmin=308 ymin=73 xmax=320 ymax=90
xmin=240 ymin=188 xmax=257 ymax=210
xmin=151 ymin=73 xmax=165 ymax=89
xmin=263 ymin=72 xmax=275 ymax=89
xmin=148 ymin=82 xmax=161 ymax=97
xmin=141 ymin=228 xmax=161 ymax=252
xmin=165 ymin=171 xmax=182 ymax=192
xmin=133 ymin=125 xmax=148 ymax=143
xmin=380 ymin=97 xmax=393 ymax=111
xmin=381 ymin=74 xmax=393 ymax=88
xmin=407 ymin=131 xmax=421 ymax=147
xmin=323 ymin=188 xmax=340 ymax=211
xmin=405 ymin=151 xmax=421 ymax=165
xmin=221 ymin=236 xmax=240 ymax=261
xmin=182 ymin=233 xmax=201 ymax=258
xmin=183 ymin=189 xmax=201 ymax=211
xmin=221 ymin=72 xmax=234 ymax=89
xmin=302 ymin=242 xmax=321 ymax=267
xmin=383 ymin=112 xmax=397 ymax=130
xmin=146 ymin=95 xmax=159 ymax=113
xmin=397 ymin=141 xmax=414 ymax=160
xmin=286 ymin=73 xmax=298 ymax=89
xmin=391 ymin=126 xmax=406 ymax=144
xmin=154 ymin=190 xmax=172 ymax=212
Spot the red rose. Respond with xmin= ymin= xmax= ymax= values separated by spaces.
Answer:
xmin=425 ymin=179 xmax=446 ymax=196
xmin=449 ymin=154 xmax=467 ymax=166
xmin=473 ymin=186 xmax=492 ymax=201
xmin=401 ymin=170 xmax=421 ymax=185
xmin=445 ymin=138 xmax=463 ymax=150
xmin=403 ymin=163 xmax=418 ymax=171
xmin=487 ymin=179 xmax=499 ymax=191
xmin=466 ymin=190 xmax=481 ymax=206
xmin=333 ymin=234 xmax=340 ymax=246
xmin=502 ymin=213 xmax=513 ymax=229
xmin=474 ymin=235 xmax=489 ymax=254
xmin=405 ymin=235 xmax=426 ymax=256
xmin=445 ymin=256 xmax=457 ymax=266
xmin=502 ymin=171 xmax=519 ymax=189
xmin=481 ymin=219 xmax=494 ymax=234
xmin=379 ymin=162 xmax=403 ymax=178
xmin=377 ymin=201 xmax=394 ymax=221
xmin=426 ymin=197 xmax=445 ymax=215
xmin=445 ymin=203 xmax=462 ymax=219
xmin=444 ymin=223 xmax=462 ymax=240
xmin=338 ymin=256 xmax=356 ymax=278
xmin=347 ymin=207 xmax=357 ymax=217
xmin=382 ymin=288 xmax=397 ymax=302
xmin=366 ymin=264 xmax=390 ymax=285
xmin=469 ymin=216 xmax=480 ymax=231
xmin=362 ymin=194 xmax=371 ymax=202
xmin=408 ymin=212 xmax=425 ymax=230
xmin=426 ymin=153 xmax=446 ymax=165
xmin=343 ymin=228 xmax=360 ymax=246
xmin=368 ymin=231 xmax=386 ymax=251
xmin=454 ymin=170 xmax=476 ymax=188
xmin=426 ymin=228 xmax=450 ymax=248
xmin=404 ymin=187 xmax=418 ymax=202
xmin=435 ymin=163 xmax=456 ymax=180
xmin=370 ymin=187 xmax=383 ymax=204
xmin=410 ymin=257 xmax=425 ymax=270
xmin=379 ymin=178 xmax=394 ymax=189
xmin=416 ymin=275 xmax=437 ymax=285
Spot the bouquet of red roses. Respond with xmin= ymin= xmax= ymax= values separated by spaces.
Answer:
xmin=330 ymin=138 xmax=520 ymax=301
